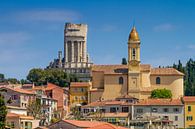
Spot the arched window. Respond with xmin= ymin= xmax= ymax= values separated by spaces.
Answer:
xmin=119 ymin=77 xmax=124 ymax=84
xmin=132 ymin=48 xmax=136 ymax=60
xmin=156 ymin=77 xmax=161 ymax=84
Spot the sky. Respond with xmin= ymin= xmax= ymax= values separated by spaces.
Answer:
xmin=0 ymin=0 xmax=195 ymax=79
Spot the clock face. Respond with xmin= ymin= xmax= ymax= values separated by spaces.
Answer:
xmin=129 ymin=60 xmax=139 ymax=66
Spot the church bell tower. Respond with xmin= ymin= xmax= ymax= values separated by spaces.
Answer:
xmin=127 ymin=26 xmax=141 ymax=98
xmin=128 ymin=26 xmax=141 ymax=71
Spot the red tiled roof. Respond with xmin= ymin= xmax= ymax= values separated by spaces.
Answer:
xmin=92 ymin=64 xmax=151 ymax=75
xmin=183 ymin=96 xmax=195 ymax=102
xmin=33 ymin=83 xmax=61 ymax=91
xmin=86 ymin=123 xmax=128 ymax=129
xmin=63 ymin=120 xmax=104 ymax=128
xmin=0 ymin=86 xmax=35 ymax=95
xmin=92 ymin=65 xmax=184 ymax=76
xmin=70 ymin=82 xmax=91 ymax=87
xmin=6 ymin=113 xmax=34 ymax=120
xmin=151 ymin=68 xmax=184 ymax=76
xmin=135 ymin=99 xmax=183 ymax=106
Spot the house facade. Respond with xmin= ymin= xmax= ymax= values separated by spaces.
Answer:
xmin=69 ymin=82 xmax=91 ymax=107
xmin=183 ymin=96 xmax=195 ymax=128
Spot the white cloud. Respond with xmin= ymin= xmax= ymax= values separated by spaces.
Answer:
xmin=14 ymin=9 xmax=81 ymax=22
xmin=153 ymin=23 xmax=175 ymax=32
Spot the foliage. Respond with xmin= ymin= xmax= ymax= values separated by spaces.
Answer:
xmin=26 ymin=99 xmax=42 ymax=119
xmin=121 ymin=58 xmax=127 ymax=65
xmin=151 ymin=89 xmax=172 ymax=98
xmin=71 ymin=106 xmax=82 ymax=120
xmin=0 ymin=95 xmax=7 ymax=129
xmin=0 ymin=73 xmax=5 ymax=82
xmin=50 ymin=117 xmax=60 ymax=124
xmin=27 ymin=68 xmax=79 ymax=87
xmin=0 ymin=73 xmax=20 ymax=84
xmin=172 ymin=59 xmax=195 ymax=96
xmin=6 ymin=78 xmax=20 ymax=84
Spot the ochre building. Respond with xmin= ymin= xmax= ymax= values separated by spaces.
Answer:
xmin=89 ymin=26 xmax=184 ymax=102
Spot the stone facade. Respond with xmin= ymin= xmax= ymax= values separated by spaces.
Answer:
xmin=48 ymin=23 xmax=93 ymax=81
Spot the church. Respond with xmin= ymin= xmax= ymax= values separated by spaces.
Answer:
xmin=89 ymin=26 xmax=184 ymax=102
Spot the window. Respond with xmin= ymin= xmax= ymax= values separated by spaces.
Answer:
xmin=132 ymin=48 xmax=136 ymax=60
xmin=156 ymin=77 xmax=161 ymax=84
xmin=163 ymin=108 xmax=169 ymax=113
xmin=137 ymin=108 xmax=143 ymax=113
xmin=163 ymin=116 xmax=169 ymax=120
xmin=11 ymin=95 xmax=18 ymax=100
xmin=122 ymin=107 xmax=129 ymax=112
xmin=119 ymin=77 xmax=124 ymax=84
xmin=11 ymin=121 xmax=15 ymax=128
xmin=151 ymin=108 xmax=158 ymax=112
xmin=100 ymin=109 xmax=106 ymax=113
xmin=84 ymin=109 xmax=89 ymax=113
xmin=110 ymin=107 xmax=117 ymax=113
xmin=81 ymin=88 xmax=84 ymax=92
xmin=188 ymin=106 xmax=191 ymax=112
xmin=173 ymin=108 xmax=179 ymax=113
xmin=175 ymin=116 xmax=178 ymax=121
xmin=187 ymin=116 xmax=193 ymax=121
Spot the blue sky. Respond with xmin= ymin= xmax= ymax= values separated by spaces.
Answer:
xmin=0 ymin=0 xmax=195 ymax=79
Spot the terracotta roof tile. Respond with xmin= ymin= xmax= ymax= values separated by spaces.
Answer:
xmin=183 ymin=96 xmax=195 ymax=102
xmin=135 ymin=99 xmax=183 ymax=106
xmin=70 ymin=82 xmax=91 ymax=87
xmin=151 ymin=68 xmax=184 ymax=76
xmin=0 ymin=86 xmax=35 ymax=95
xmin=33 ymin=83 xmax=62 ymax=91
xmin=63 ymin=120 xmax=104 ymax=128
xmin=6 ymin=113 xmax=34 ymax=120
xmin=86 ymin=123 xmax=128 ymax=129
xmin=92 ymin=64 xmax=151 ymax=75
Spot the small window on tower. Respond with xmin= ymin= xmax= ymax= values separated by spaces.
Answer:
xmin=156 ymin=77 xmax=161 ymax=84
xmin=119 ymin=77 xmax=124 ymax=84
xmin=132 ymin=48 xmax=136 ymax=60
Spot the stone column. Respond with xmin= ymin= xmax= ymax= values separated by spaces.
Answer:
xmin=83 ymin=41 xmax=86 ymax=62
xmin=71 ymin=42 xmax=74 ymax=62
xmin=80 ymin=41 xmax=82 ymax=62
xmin=65 ymin=42 xmax=68 ymax=62
xmin=82 ymin=42 xmax=84 ymax=62
xmin=77 ymin=42 xmax=80 ymax=62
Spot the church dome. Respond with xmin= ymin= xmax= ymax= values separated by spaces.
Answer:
xmin=128 ymin=26 xmax=140 ymax=42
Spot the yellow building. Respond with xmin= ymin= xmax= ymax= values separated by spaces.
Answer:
xmin=69 ymin=82 xmax=91 ymax=107
xmin=89 ymin=26 xmax=184 ymax=102
xmin=183 ymin=96 xmax=195 ymax=128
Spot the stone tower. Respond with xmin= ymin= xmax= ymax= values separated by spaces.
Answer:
xmin=47 ymin=23 xmax=93 ymax=81
xmin=128 ymin=26 xmax=141 ymax=98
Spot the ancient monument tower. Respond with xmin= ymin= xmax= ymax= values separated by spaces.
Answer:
xmin=48 ymin=23 xmax=93 ymax=81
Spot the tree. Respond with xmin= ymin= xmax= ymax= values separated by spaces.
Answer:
xmin=6 ymin=78 xmax=20 ymax=84
xmin=151 ymin=89 xmax=172 ymax=98
xmin=121 ymin=58 xmax=127 ymax=65
xmin=0 ymin=73 xmax=5 ymax=82
xmin=0 ymin=94 xmax=7 ymax=129
xmin=26 ymin=99 xmax=42 ymax=119
xmin=26 ymin=68 xmax=78 ymax=87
